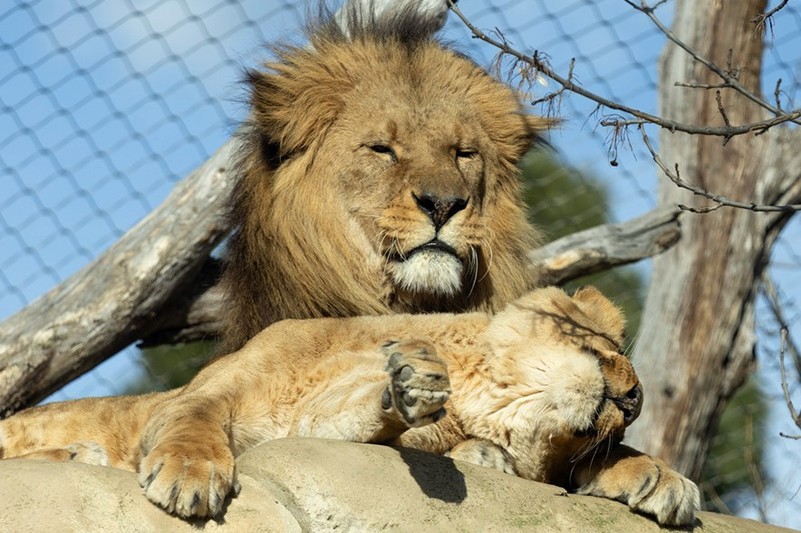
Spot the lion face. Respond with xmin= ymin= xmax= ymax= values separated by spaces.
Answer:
xmin=320 ymin=82 xmax=511 ymax=298
xmin=221 ymin=11 xmax=551 ymax=352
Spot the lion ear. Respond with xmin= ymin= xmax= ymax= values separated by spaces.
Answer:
xmin=246 ymin=59 xmax=346 ymax=158
xmin=509 ymin=113 xmax=559 ymax=161
xmin=571 ymin=286 xmax=626 ymax=347
xmin=525 ymin=114 xmax=559 ymax=133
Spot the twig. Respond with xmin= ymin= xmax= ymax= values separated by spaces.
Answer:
xmin=445 ymin=1 xmax=801 ymax=139
xmin=778 ymin=328 xmax=801 ymax=439
xmin=752 ymin=0 xmax=790 ymax=42
xmin=765 ymin=273 xmax=801 ymax=438
xmin=638 ymin=125 xmax=801 ymax=213
xmin=762 ymin=275 xmax=801 ymax=384
xmin=674 ymin=81 xmax=731 ymax=90
xmin=624 ymin=0 xmax=801 ymax=124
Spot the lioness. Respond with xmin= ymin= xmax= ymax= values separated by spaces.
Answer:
xmin=0 ymin=286 xmax=699 ymax=526
xmin=219 ymin=4 xmax=550 ymax=352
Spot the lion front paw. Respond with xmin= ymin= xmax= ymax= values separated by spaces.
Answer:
xmin=381 ymin=339 xmax=451 ymax=427
xmin=577 ymin=455 xmax=700 ymax=526
xmin=137 ymin=440 xmax=241 ymax=519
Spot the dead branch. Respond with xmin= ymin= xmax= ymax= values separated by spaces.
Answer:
xmin=779 ymin=329 xmax=801 ymax=439
xmin=623 ymin=0 xmax=798 ymax=123
xmin=144 ymin=208 xmax=684 ymax=345
xmin=0 ymin=140 xmax=237 ymax=416
xmin=446 ymin=1 xmax=801 ymax=140
xmin=751 ymin=0 xmax=790 ymax=40
xmin=638 ymin=125 xmax=801 ymax=213
xmin=528 ymin=207 xmax=682 ymax=286
xmin=762 ymin=275 xmax=801 ymax=383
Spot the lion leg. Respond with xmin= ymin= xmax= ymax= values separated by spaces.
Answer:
xmin=0 ymin=392 xmax=168 ymax=469
xmin=9 ymin=441 xmax=109 ymax=466
xmin=138 ymin=396 xmax=240 ymax=519
xmin=572 ymin=444 xmax=700 ymax=526
xmin=290 ymin=339 xmax=451 ymax=443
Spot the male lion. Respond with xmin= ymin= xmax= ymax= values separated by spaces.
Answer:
xmin=219 ymin=4 xmax=549 ymax=352
xmin=0 ymin=286 xmax=699 ymax=526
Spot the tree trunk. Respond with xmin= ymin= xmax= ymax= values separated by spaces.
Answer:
xmin=626 ymin=0 xmax=801 ymax=479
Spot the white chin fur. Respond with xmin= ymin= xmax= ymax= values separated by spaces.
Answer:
xmin=391 ymin=250 xmax=463 ymax=296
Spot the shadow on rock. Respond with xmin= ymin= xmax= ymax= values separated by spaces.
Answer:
xmin=397 ymin=446 xmax=467 ymax=503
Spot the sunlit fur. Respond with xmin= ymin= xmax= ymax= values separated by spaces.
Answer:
xmin=0 ymin=286 xmax=698 ymax=525
xmin=219 ymin=6 xmax=550 ymax=352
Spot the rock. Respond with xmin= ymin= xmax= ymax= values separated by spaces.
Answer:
xmin=0 ymin=438 xmax=790 ymax=532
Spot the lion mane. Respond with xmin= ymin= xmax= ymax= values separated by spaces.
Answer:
xmin=219 ymin=7 xmax=550 ymax=352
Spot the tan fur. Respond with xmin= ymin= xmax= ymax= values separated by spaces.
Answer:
xmin=219 ymin=9 xmax=550 ymax=352
xmin=0 ymin=286 xmax=698 ymax=525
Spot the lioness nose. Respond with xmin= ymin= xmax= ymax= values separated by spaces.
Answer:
xmin=613 ymin=383 xmax=643 ymax=425
xmin=413 ymin=192 xmax=468 ymax=230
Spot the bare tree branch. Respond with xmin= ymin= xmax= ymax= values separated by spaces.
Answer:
xmin=762 ymin=275 xmax=801 ymax=383
xmin=751 ymin=0 xmax=790 ymax=41
xmin=528 ymin=207 xmax=682 ymax=286
xmin=779 ymin=328 xmax=801 ymax=439
xmin=638 ymin=125 xmax=801 ymax=213
xmin=624 ymin=0 xmax=799 ymax=124
xmin=148 ymin=208 xmax=685 ymax=345
xmin=445 ymin=1 xmax=801 ymax=140
xmin=0 ymin=140 xmax=237 ymax=416
xmin=0 ymin=184 xmax=683 ymax=414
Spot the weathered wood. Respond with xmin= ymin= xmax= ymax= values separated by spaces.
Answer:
xmin=529 ymin=207 xmax=682 ymax=286
xmin=0 ymin=140 xmax=237 ymax=416
xmin=626 ymin=0 xmax=801 ymax=479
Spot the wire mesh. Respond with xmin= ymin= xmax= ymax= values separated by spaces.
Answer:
xmin=1 ymin=0 xmax=800 ymax=528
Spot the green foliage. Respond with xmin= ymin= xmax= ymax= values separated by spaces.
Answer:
xmin=125 ymin=342 xmax=214 ymax=395
xmin=700 ymin=378 xmax=768 ymax=514
xmin=520 ymin=150 xmax=645 ymax=343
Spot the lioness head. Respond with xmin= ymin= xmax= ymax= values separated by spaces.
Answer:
xmin=221 ymin=7 xmax=550 ymax=352
xmin=474 ymin=286 xmax=640 ymax=482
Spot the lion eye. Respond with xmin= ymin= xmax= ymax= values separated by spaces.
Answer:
xmin=368 ymin=143 xmax=397 ymax=161
xmin=455 ymin=148 xmax=477 ymax=160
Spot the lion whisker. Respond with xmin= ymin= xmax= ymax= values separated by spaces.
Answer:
xmin=475 ymin=229 xmax=496 ymax=285
xmin=466 ymin=246 xmax=479 ymax=297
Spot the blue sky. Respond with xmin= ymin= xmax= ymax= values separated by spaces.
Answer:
xmin=1 ymin=0 xmax=800 ymax=527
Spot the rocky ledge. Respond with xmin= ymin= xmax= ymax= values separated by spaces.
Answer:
xmin=0 ymin=438 xmax=790 ymax=532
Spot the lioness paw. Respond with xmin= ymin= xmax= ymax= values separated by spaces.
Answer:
xmin=382 ymin=340 xmax=451 ymax=427
xmin=577 ymin=458 xmax=700 ymax=526
xmin=446 ymin=439 xmax=517 ymax=475
xmin=66 ymin=441 xmax=109 ymax=466
xmin=138 ymin=441 xmax=240 ymax=519
xmin=629 ymin=466 xmax=700 ymax=527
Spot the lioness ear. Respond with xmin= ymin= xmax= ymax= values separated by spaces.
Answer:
xmin=571 ymin=286 xmax=626 ymax=347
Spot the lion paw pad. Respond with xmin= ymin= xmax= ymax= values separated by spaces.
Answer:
xmin=382 ymin=340 xmax=451 ymax=427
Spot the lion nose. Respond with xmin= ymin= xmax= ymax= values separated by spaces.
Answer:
xmin=613 ymin=383 xmax=643 ymax=425
xmin=413 ymin=192 xmax=468 ymax=230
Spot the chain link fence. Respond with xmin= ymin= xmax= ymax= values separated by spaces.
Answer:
xmin=1 ymin=0 xmax=800 ymax=528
